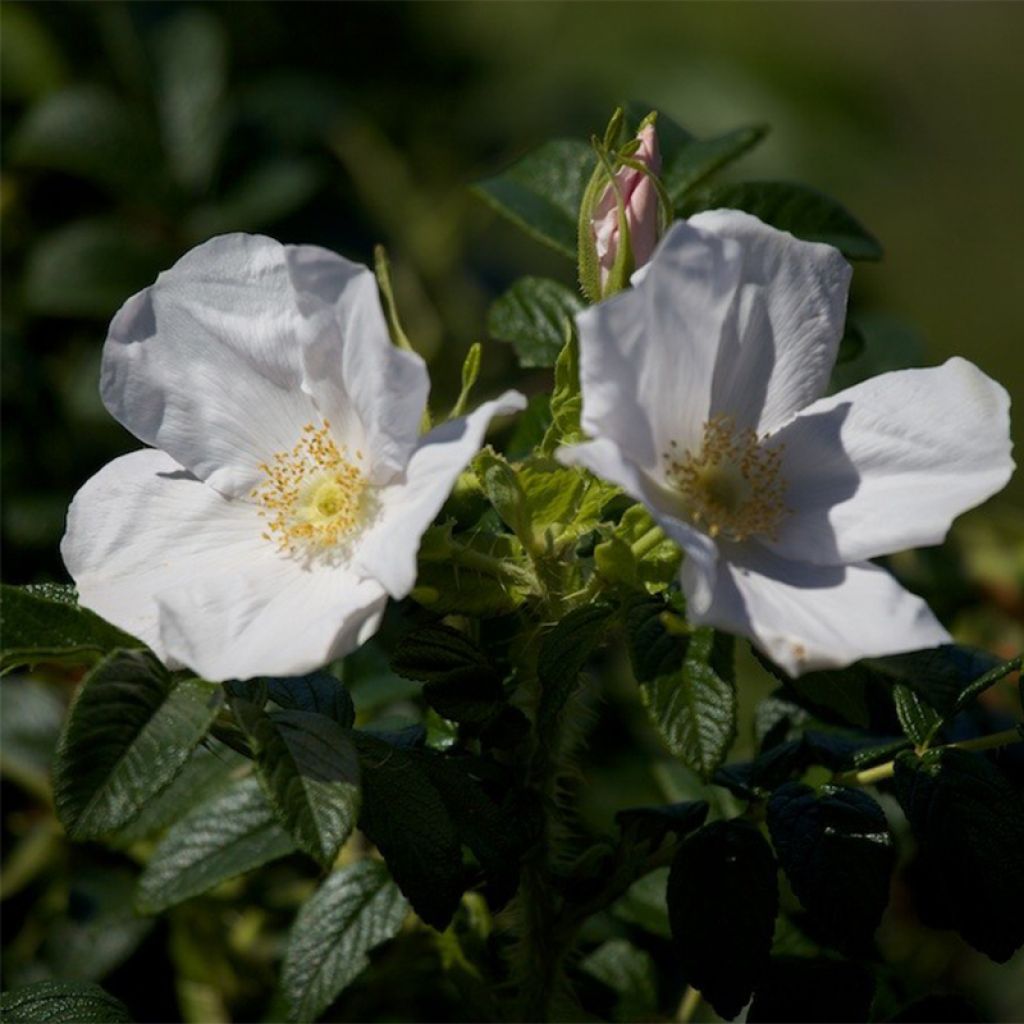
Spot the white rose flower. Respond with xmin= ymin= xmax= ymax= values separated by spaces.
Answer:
xmin=559 ymin=211 xmax=1014 ymax=675
xmin=62 ymin=234 xmax=525 ymax=682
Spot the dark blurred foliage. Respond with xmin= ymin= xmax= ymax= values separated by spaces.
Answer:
xmin=2 ymin=3 xmax=1023 ymax=1022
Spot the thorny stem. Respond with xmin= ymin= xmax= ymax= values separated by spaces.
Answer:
xmin=835 ymin=727 xmax=1023 ymax=787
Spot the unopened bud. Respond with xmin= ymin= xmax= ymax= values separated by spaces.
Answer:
xmin=591 ymin=122 xmax=662 ymax=290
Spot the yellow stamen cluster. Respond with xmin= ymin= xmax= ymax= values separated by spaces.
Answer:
xmin=664 ymin=415 xmax=788 ymax=542
xmin=252 ymin=421 xmax=371 ymax=559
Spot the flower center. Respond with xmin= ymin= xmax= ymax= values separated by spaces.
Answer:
xmin=252 ymin=421 xmax=373 ymax=558
xmin=663 ymin=415 xmax=788 ymax=542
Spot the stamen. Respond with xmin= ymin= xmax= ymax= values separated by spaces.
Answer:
xmin=664 ymin=415 xmax=789 ymax=542
xmin=252 ymin=422 xmax=372 ymax=560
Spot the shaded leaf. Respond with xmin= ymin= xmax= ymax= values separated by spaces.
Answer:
xmin=747 ymin=958 xmax=875 ymax=1024
xmin=681 ymin=181 xmax=882 ymax=260
xmin=668 ymin=820 xmax=778 ymax=1019
xmin=894 ymin=747 xmax=1024 ymax=962
xmin=230 ymin=700 xmax=361 ymax=867
xmin=581 ymin=939 xmax=658 ymax=1023
xmin=137 ymin=774 xmax=297 ymax=913
xmin=54 ymin=651 xmax=219 ymax=839
xmin=487 ymin=276 xmax=584 ymax=368
xmin=473 ymin=138 xmax=595 ymax=258
xmin=767 ymin=783 xmax=894 ymax=951
xmin=265 ymin=672 xmax=355 ymax=727
xmin=281 ymin=860 xmax=408 ymax=1023
xmin=1 ymin=583 xmax=138 ymax=672
xmin=615 ymin=799 xmax=708 ymax=848
xmin=0 ymin=981 xmax=132 ymax=1023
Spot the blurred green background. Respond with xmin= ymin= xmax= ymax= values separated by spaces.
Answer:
xmin=3 ymin=1 xmax=1023 ymax=587
xmin=2 ymin=3 xmax=1023 ymax=1020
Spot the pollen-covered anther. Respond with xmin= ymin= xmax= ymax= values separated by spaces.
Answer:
xmin=664 ymin=415 xmax=789 ymax=541
xmin=252 ymin=421 xmax=371 ymax=556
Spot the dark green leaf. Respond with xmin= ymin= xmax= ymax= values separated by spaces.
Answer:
xmin=473 ymin=138 xmax=595 ymax=259
xmin=894 ymin=747 xmax=1024 ymax=962
xmin=391 ymin=624 xmax=505 ymax=726
xmin=625 ymin=594 xmax=686 ymax=684
xmin=265 ymin=672 xmax=355 ymax=727
xmin=0 ymin=981 xmax=132 ymax=1023
xmin=353 ymin=732 xmax=464 ymax=930
xmin=641 ymin=628 xmax=737 ymax=779
xmin=1 ymin=583 xmax=138 ymax=672
xmin=281 ymin=860 xmax=408 ymax=1023
xmin=950 ymin=654 xmax=1021 ymax=716
xmin=894 ymin=683 xmax=942 ymax=746
xmin=537 ymin=603 xmax=616 ymax=733
xmin=767 ymin=783 xmax=894 ymax=951
xmin=230 ymin=700 xmax=361 ymax=867
xmin=0 ymin=677 xmax=64 ymax=797
xmin=615 ymin=800 xmax=708 ymax=848
xmin=668 ymin=820 xmax=778 ymax=1019
xmin=53 ymin=651 xmax=220 ymax=839
xmin=747 ymin=958 xmax=875 ymax=1024
xmin=681 ymin=181 xmax=882 ymax=260
xmin=487 ymin=276 xmax=584 ymax=368
xmin=137 ymin=774 xmax=297 ymax=913
xmin=663 ymin=125 xmax=767 ymax=204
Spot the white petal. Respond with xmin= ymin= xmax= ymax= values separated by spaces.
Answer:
xmin=156 ymin=566 xmax=387 ymax=682
xmin=353 ymin=391 xmax=527 ymax=598
xmin=101 ymin=234 xmax=428 ymax=498
xmin=690 ymin=209 xmax=852 ymax=434
xmin=61 ymin=448 xmax=388 ymax=680
xmin=766 ymin=358 xmax=1015 ymax=565
xmin=688 ymin=542 xmax=950 ymax=676
xmin=557 ymin=437 xmax=719 ymax=610
xmin=576 ymin=220 xmax=743 ymax=473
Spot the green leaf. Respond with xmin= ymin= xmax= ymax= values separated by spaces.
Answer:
xmin=390 ymin=624 xmax=505 ymax=726
xmin=53 ymin=651 xmax=219 ymax=839
xmin=950 ymin=654 xmax=1022 ymax=716
xmin=1 ymin=583 xmax=138 ymax=672
xmin=668 ymin=820 xmax=778 ymax=1019
xmin=265 ymin=672 xmax=355 ymax=727
xmin=595 ymin=505 xmax=679 ymax=591
xmin=137 ymin=774 xmax=297 ymax=913
xmin=747 ymin=958 xmax=875 ymax=1024
xmin=516 ymin=458 xmax=618 ymax=549
xmin=0 ymin=981 xmax=133 ymax=1023
xmin=767 ymin=783 xmax=895 ymax=951
xmin=414 ymin=527 xmax=531 ymax=617
xmin=473 ymin=138 xmax=595 ymax=259
xmin=487 ymin=276 xmax=584 ymax=368
xmin=540 ymin=327 xmax=583 ymax=454
xmin=625 ymin=593 xmax=686 ymax=683
xmin=894 ymin=747 xmax=1024 ymax=962
xmin=229 ymin=700 xmax=361 ymax=867
xmin=25 ymin=219 xmax=172 ymax=319
xmin=537 ymin=603 xmax=616 ymax=733
xmin=0 ymin=4 xmax=68 ymax=102
xmin=0 ymin=677 xmax=65 ymax=798
xmin=353 ymin=732 xmax=464 ymax=930
xmin=681 ymin=181 xmax=883 ymax=260
xmin=663 ymin=125 xmax=767 ymax=204
xmin=640 ymin=628 xmax=737 ymax=779
xmin=154 ymin=10 xmax=227 ymax=193
xmin=281 ymin=860 xmax=408 ymax=1023
xmin=11 ymin=84 xmax=160 ymax=196
xmin=474 ymin=448 xmax=533 ymax=547
xmin=894 ymin=683 xmax=942 ymax=746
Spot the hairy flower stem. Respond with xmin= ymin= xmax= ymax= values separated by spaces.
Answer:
xmin=836 ymin=727 xmax=1023 ymax=787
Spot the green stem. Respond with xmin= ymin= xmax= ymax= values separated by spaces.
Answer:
xmin=447 ymin=539 xmax=537 ymax=590
xmin=676 ymin=985 xmax=702 ymax=1024
xmin=631 ymin=523 xmax=666 ymax=559
xmin=836 ymin=727 xmax=1022 ymax=787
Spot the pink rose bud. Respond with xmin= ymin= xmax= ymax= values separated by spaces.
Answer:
xmin=592 ymin=123 xmax=662 ymax=288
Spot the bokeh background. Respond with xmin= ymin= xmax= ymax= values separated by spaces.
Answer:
xmin=2 ymin=3 xmax=1023 ymax=1021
